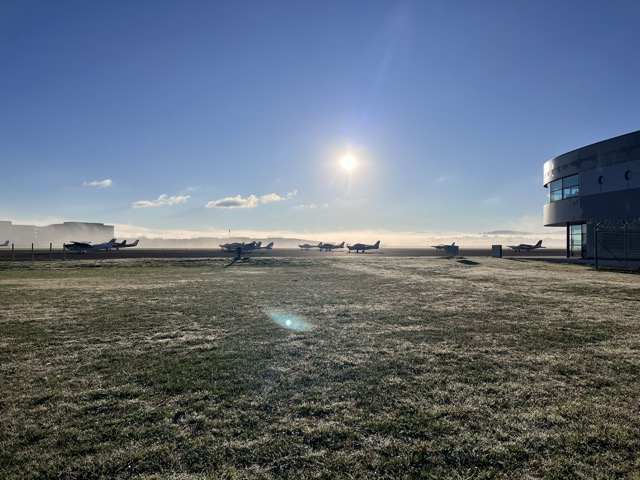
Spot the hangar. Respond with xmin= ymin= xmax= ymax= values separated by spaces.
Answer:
xmin=543 ymin=130 xmax=640 ymax=260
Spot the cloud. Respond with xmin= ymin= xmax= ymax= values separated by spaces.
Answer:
xmin=205 ymin=194 xmax=259 ymax=209
xmin=205 ymin=191 xmax=297 ymax=209
xmin=83 ymin=179 xmax=112 ymax=188
xmin=132 ymin=194 xmax=191 ymax=208
xmin=260 ymin=193 xmax=285 ymax=203
xmin=294 ymin=203 xmax=328 ymax=209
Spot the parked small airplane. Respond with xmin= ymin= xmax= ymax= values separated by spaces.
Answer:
xmin=347 ymin=240 xmax=380 ymax=253
xmin=431 ymin=242 xmax=455 ymax=250
xmin=507 ymin=240 xmax=545 ymax=252
xmin=64 ymin=238 xmax=119 ymax=253
xmin=319 ymin=241 xmax=345 ymax=251
xmin=0 ymin=240 xmax=9 ymax=247
xmin=298 ymin=243 xmax=321 ymax=250
xmin=220 ymin=241 xmax=262 ymax=253
xmin=114 ymin=239 xmax=139 ymax=249
xmin=220 ymin=242 xmax=242 ymax=251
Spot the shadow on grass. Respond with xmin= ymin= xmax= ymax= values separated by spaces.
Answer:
xmin=457 ymin=259 xmax=480 ymax=266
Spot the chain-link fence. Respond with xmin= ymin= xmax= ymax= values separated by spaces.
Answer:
xmin=588 ymin=218 xmax=640 ymax=269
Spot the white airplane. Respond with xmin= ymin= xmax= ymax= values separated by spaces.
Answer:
xmin=507 ymin=240 xmax=545 ymax=252
xmin=64 ymin=238 xmax=119 ymax=253
xmin=220 ymin=241 xmax=262 ymax=253
xmin=0 ymin=240 xmax=9 ymax=247
xmin=431 ymin=242 xmax=455 ymax=250
xmin=114 ymin=239 xmax=139 ymax=249
xmin=318 ymin=241 xmax=345 ymax=251
xmin=220 ymin=242 xmax=242 ymax=251
xmin=298 ymin=243 xmax=321 ymax=250
xmin=347 ymin=240 xmax=380 ymax=253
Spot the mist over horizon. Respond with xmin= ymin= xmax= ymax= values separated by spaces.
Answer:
xmin=1 ymin=216 xmax=566 ymax=249
xmin=114 ymin=227 xmax=566 ymax=249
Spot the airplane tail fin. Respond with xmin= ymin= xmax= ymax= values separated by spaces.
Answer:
xmin=338 ymin=242 xmax=345 ymax=248
xmin=130 ymin=240 xmax=139 ymax=247
xmin=452 ymin=242 xmax=456 ymax=246
xmin=535 ymin=240 xmax=542 ymax=247
xmin=264 ymin=242 xmax=274 ymax=249
xmin=374 ymin=240 xmax=380 ymax=248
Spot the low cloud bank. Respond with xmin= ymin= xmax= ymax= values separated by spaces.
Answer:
xmin=112 ymin=224 xmax=566 ymax=248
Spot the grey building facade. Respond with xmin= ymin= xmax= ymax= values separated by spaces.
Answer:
xmin=543 ymin=130 xmax=640 ymax=258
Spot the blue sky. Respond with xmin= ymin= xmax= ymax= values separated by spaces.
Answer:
xmin=2 ymin=1 xmax=640 ymax=245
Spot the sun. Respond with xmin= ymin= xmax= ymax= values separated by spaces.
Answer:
xmin=340 ymin=154 xmax=357 ymax=171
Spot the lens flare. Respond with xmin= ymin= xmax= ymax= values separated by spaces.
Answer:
xmin=266 ymin=310 xmax=312 ymax=331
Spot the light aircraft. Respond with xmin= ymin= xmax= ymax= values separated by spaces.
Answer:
xmin=318 ymin=241 xmax=345 ymax=251
xmin=507 ymin=240 xmax=545 ymax=252
xmin=64 ymin=238 xmax=119 ymax=253
xmin=115 ymin=239 xmax=139 ymax=249
xmin=298 ymin=243 xmax=321 ymax=250
xmin=347 ymin=240 xmax=380 ymax=253
xmin=220 ymin=242 xmax=242 ymax=251
xmin=0 ymin=240 xmax=9 ymax=247
xmin=220 ymin=241 xmax=262 ymax=253
xmin=431 ymin=242 xmax=455 ymax=250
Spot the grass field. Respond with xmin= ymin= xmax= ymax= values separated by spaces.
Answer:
xmin=1 ymin=256 xmax=639 ymax=479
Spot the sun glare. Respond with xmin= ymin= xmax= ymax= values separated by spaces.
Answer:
xmin=341 ymin=154 xmax=356 ymax=171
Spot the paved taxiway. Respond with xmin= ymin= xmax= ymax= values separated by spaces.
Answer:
xmin=0 ymin=247 xmax=566 ymax=262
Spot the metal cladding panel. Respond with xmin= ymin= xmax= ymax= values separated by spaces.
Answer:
xmin=543 ymin=198 xmax=582 ymax=227
xmin=543 ymin=130 xmax=640 ymax=186
xmin=544 ymin=188 xmax=640 ymax=226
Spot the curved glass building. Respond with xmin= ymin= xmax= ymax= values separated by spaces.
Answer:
xmin=543 ymin=130 xmax=640 ymax=258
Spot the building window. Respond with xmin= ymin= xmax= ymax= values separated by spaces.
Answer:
xmin=548 ymin=174 xmax=579 ymax=202
xmin=569 ymin=223 xmax=586 ymax=258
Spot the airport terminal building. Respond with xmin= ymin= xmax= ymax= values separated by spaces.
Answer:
xmin=543 ymin=130 xmax=640 ymax=259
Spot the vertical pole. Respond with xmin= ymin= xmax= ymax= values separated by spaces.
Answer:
xmin=11 ymin=243 xmax=14 ymax=261
xmin=624 ymin=222 xmax=629 ymax=270
xmin=49 ymin=243 xmax=53 ymax=261
xmin=594 ymin=223 xmax=599 ymax=271
xmin=63 ymin=244 xmax=66 ymax=260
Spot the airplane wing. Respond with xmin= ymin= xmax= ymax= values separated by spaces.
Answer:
xmin=69 ymin=241 xmax=92 ymax=247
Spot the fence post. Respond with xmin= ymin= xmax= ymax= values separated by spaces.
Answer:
xmin=623 ymin=221 xmax=629 ymax=270
xmin=31 ymin=243 xmax=34 ymax=261
xmin=11 ymin=243 xmax=14 ymax=261
xmin=594 ymin=223 xmax=599 ymax=271
xmin=62 ymin=244 xmax=66 ymax=260
xmin=49 ymin=243 xmax=53 ymax=261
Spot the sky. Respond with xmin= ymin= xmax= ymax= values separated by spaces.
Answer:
xmin=2 ymin=0 xmax=640 ymax=246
